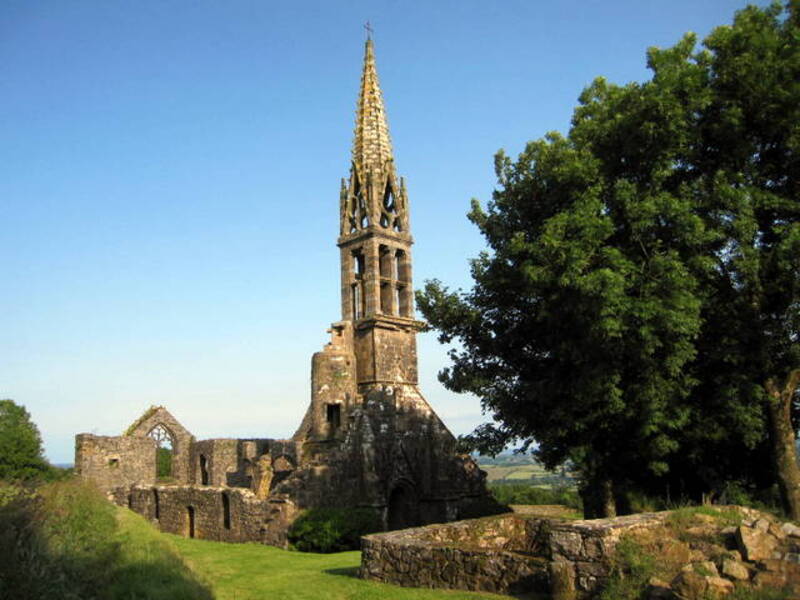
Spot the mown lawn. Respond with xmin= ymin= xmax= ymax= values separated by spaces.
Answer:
xmin=167 ymin=526 xmax=507 ymax=600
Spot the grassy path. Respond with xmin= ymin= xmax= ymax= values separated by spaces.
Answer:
xmin=168 ymin=530 xmax=505 ymax=600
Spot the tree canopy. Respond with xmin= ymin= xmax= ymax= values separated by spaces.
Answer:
xmin=418 ymin=1 xmax=800 ymax=517
xmin=0 ymin=399 xmax=52 ymax=481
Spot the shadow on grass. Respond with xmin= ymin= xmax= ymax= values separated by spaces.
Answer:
xmin=106 ymin=560 xmax=214 ymax=600
xmin=325 ymin=566 xmax=361 ymax=578
xmin=0 ymin=480 xmax=215 ymax=600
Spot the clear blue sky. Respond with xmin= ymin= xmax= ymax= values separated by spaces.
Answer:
xmin=1 ymin=1 xmax=764 ymax=463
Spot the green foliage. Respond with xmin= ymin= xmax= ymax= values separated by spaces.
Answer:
xmin=157 ymin=447 xmax=173 ymax=478
xmin=0 ymin=478 xmax=211 ymax=599
xmin=488 ymin=482 xmax=582 ymax=511
xmin=0 ymin=399 xmax=53 ymax=482
xmin=417 ymin=2 xmax=800 ymax=514
xmin=288 ymin=507 xmax=382 ymax=553
xmin=598 ymin=537 xmax=656 ymax=600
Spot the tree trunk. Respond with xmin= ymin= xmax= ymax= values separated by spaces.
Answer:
xmin=580 ymin=475 xmax=617 ymax=519
xmin=765 ymin=370 xmax=800 ymax=521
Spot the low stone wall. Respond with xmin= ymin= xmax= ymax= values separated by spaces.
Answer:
xmin=360 ymin=511 xmax=671 ymax=598
xmin=361 ymin=514 xmax=550 ymax=595
xmin=115 ymin=484 xmax=298 ymax=548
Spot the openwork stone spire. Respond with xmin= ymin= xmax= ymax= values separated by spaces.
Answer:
xmin=352 ymin=38 xmax=394 ymax=179
xmin=341 ymin=38 xmax=409 ymax=237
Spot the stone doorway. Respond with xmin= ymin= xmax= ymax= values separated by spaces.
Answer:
xmin=387 ymin=484 xmax=418 ymax=531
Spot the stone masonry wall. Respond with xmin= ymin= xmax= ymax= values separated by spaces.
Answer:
xmin=361 ymin=514 xmax=551 ymax=595
xmin=125 ymin=406 xmax=195 ymax=484
xmin=194 ymin=439 xmax=240 ymax=487
xmin=75 ymin=434 xmax=157 ymax=493
xmin=122 ymin=484 xmax=298 ymax=548
xmin=360 ymin=512 xmax=673 ymax=598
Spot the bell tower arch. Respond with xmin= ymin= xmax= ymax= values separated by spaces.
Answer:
xmin=338 ymin=38 xmax=423 ymax=388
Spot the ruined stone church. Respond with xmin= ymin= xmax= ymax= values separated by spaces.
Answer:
xmin=75 ymin=39 xmax=492 ymax=547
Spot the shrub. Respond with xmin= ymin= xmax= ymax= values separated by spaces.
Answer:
xmin=288 ymin=507 xmax=382 ymax=553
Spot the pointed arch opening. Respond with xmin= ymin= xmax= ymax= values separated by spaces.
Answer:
xmin=147 ymin=423 xmax=176 ymax=480
xmin=387 ymin=482 xmax=419 ymax=531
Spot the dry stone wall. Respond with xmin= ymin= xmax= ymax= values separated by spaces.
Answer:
xmin=361 ymin=507 xmax=800 ymax=599
xmin=361 ymin=512 xmax=678 ymax=597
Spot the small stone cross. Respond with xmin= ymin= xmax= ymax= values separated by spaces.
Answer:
xmin=364 ymin=21 xmax=374 ymax=40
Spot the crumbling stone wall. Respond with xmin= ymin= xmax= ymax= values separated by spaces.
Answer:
xmin=122 ymin=484 xmax=298 ymax=548
xmin=361 ymin=512 xmax=673 ymax=597
xmin=193 ymin=439 xmax=240 ymax=486
xmin=361 ymin=514 xmax=552 ymax=595
xmin=75 ymin=434 xmax=157 ymax=493
xmin=360 ymin=507 xmax=800 ymax=598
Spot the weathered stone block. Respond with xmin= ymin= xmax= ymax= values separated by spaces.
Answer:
xmin=736 ymin=526 xmax=778 ymax=562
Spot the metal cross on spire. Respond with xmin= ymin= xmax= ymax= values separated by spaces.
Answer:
xmin=364 ymin=21 xmax=374 ymax=40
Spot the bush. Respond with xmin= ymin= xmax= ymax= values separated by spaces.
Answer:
xmin=288 ymin=507 xmax=382 ymax=553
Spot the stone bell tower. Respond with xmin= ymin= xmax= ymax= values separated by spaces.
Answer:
xmin=338 ymin=38 xmax=423 ymax=388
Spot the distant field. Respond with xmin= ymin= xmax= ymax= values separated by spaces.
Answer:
xmin=476 ymin=455 xmax=575 ymax=488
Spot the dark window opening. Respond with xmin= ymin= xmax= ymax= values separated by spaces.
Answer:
xmin=222 ymin=493 xmax=231 ymax=530
xmin=326 ymin=404 xmax=341 ymax=430
xmin=154 ymin=489 xmax=160 ymax=520
xmin=199 ymin=455 xmax=209 ymax=486
xmin=383 ymin=182 xmax=395 ymax=212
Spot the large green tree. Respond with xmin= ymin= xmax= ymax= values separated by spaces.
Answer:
xmin=0 ymin=399 xmax=52 ymax=481
xmin=418 ymin=2 xmax=799 ymax=517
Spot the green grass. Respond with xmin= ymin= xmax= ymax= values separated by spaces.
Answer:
xmin=0 ymin=477 xmax=212 ymax=599
xmin=169 ymin=530 xmax=506 ymax=600
xmin=110 ymin=508 xmax=212 ymax=599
